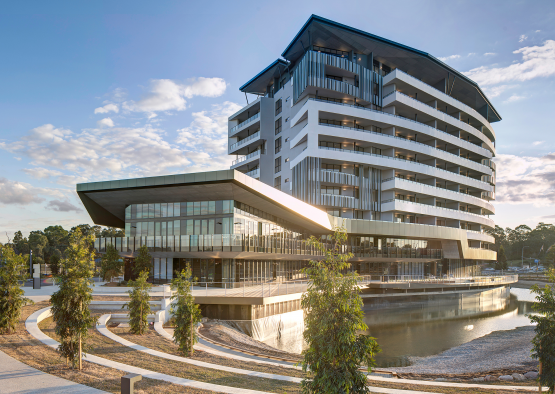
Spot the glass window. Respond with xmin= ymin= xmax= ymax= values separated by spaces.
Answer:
xmin=174 ymin=220 xmax=180 ymax=236
xmin=148 ymin=221 xmax=154 ymax=236
xmin=209 ymin=201 xmax=216 ymax=215
xmin=160 ymin=258 xmax=167 ymax=280
xmin=275 ymin=98 xmax=282 ymax=116
xmin=216 ymin=200 xmax=223 ymax=214
xmin=208 ymin=219 xmax=215 ymax=234
xmin=135 ymin=222 xmax=141 ymax=237
xmin=160 ymin=203 xmax=167 ymax=218
xmin=173 ymin=202 xmax=180 ymax=217
xmin=274 ymin=176 xmax=281 ymax=191
xmin=125 ymin=222 xmax=131 ymax=236
xmin=201 ymin=219 xmax=208 ymax=234
xmin=223 ymin=217 xmax=231 ymax=234
xmin=194 ymin=220 xmax=201 ymax=235
xmin=131 ymin=204 xmax=137 ymax=219
xmin=275 ymin=157 xmax=281 ymax=173
xmin=275 ymin=117 xmax=282 ymax=135
xmin=125 ymin=205 xmax=131 ymax=220
xmin=275 ymin=137 xmax=282 ymax=154
xmin=223 ymin=200 xmax=233 ymax=214
xmin=141 ymin=204 xmax=147 ymax=219
xmin=155 ymin=222 xmax=161 ymax=236
xmin=201 ymin=201 xmax=208 ymax=215
xmin=167 ymin=220 xmax=173 ymax=236
xmin=154 ymin=203 xmax=160 ymax=218
xmin=194 ymin=202 xmax=201 ymax=215
xmin=186 ymin=219 xmax=194 ymax=235
xmin=153 ymin=258 xmax=160 ymax=279
xmin=148 ymin=204 xmax=154 ymax=218
xmin=187 ymin=202 xmax=194 ymax=216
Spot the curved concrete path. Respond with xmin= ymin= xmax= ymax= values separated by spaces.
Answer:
xmin=97 ymin=314 xmax=300 ymax=383
xmin=154 ymin=321 xmax=298 ymax=369
xmin=0 ymin=350 xmax=107 ymax=394
xmin=26 ymin=307 xmax=271 ymax=394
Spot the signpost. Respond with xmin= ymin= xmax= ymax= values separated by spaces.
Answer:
xmin=33 ymin=263 xmax=41 ymax=290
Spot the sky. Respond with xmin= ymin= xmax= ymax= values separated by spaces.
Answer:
xmin=1 ymin=0 xmax=555 ymax=242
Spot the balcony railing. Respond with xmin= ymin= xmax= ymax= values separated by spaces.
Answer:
xmin=381 ymin=176 xmax=494 ymax=205
xmin=307 ymin=98 xmax=492 ymax=156
xmin=245 ymin=168 xmax=260 ymax=178
xmin=94 ymin=235 xmax=442 ymax=260
xmin=229 ymin=131 xmax=260 ymax=151
xmin=317 ymin=146 xmax=492 ymax=189
xmin=229 ymin=112 xmax=260 ymax=135
xmin=320 ymin=194 xmax=358 ymax=208
xmin=318 ymin=122 xmax=490 ymax=174
xmin=231 ymin=149 xmax=261 ymax=166
xmin=383 ymin=198 xmax=491 ymax=221
xmin=320 ymin=169 xmax=358 ymax=186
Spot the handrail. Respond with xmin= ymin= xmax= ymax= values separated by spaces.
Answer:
xmin=318 ymin=122 xmax=490 ymax=173
xmin=245 ymin=168 xmax=260 ymax=178
xmin=389 ymin=68 xmax=495 ymax=137
xmin=231 ymin=149 xmax=261 ymax=166
xmin=317 ymin=146 xmax=492 ymax=189
xmin=229 ymin=112 xmax=260 ymax=134
xmin=308 ymin=98 xmax=492 ymax=157
xmin=388 ymin=90 xmax=491 ymax=141
xmin=381 ymin=176 xmax=494 ymax=206
xmin=229 ymin=131 xmax=260 ymax=151
xmin=384 ymin=198 xmax=491 ymax=220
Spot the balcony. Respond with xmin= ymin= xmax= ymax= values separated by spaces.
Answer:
xmin=245 ymin=168 xmax=260 ymax=179
xmin=229 ymin=112 xmax=260 ymax=137
xmin=381 ymin=199 xmax=495 ymax=228
xmin=320 ymin=169 xmax=358 ymax=186
xmin=229 ymin=131 xmax=261 ymax=154
xmin=320 ymin=193 xmax=358 ymax=208
xmin=231 ymin=149 xmax=261 ymax=169
xmin=383 ymin=69 xmax=496 ymax=142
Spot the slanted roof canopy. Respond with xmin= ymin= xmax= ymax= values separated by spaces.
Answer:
xmin=281 ymin=15 xmax=501 ymax=123
xmin=239 ymin=59 xmax=290 ymax=95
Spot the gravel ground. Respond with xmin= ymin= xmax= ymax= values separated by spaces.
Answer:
xmin=388 ymin=325 xmax=538 ymax=375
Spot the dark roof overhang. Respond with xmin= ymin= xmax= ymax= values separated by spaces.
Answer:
xmin=239 ymin=59 xmax=290 ymax=95
xmin=281 ymin=15 xmax=501 ymax=123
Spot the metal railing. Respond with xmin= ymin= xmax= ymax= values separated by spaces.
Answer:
xmin=317 ymin=146 xmax=492 ymax=189
xmin=244 ymin=168 xmax=260 ymax=178
xmin=381 ymin=176 xmax=494 ymax=206
xmin=229 ymin=112 xmax=260 ymax=134
xmin=307 ymin=98 xmax=492 ymax=157
xmin=231 ymin=149 xmax=261 ymax=166
xmin=229 ymin=131 xmax=260 ymax=151
xmin=318 ymin=122 xmax=491 ymax=173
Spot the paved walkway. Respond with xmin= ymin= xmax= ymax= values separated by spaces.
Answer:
xmin=0 ymin=350 xmax=107 ymax=394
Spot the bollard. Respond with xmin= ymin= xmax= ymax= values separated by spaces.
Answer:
xmin=121 ymin=373 xmax=142 ymax=394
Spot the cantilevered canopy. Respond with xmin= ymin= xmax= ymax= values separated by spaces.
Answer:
xmin=239 ymin=59 xmax=290 ymax=96
xmin=281 ymin=15 xmax=501 ymax=124
xmin=77 ymin=170 xmax=332 ymax=234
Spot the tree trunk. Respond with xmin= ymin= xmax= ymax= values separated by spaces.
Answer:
xmin=79 ymin=333 xmax=82 ymax=371
xmin=190 ymin=313 xmax=193 ymax=357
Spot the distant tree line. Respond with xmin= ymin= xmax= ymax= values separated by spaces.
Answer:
xmin=9 ymin=224 xmax=124 ymax=274
xmin=486 ymin=222 xmax=555 ymax=267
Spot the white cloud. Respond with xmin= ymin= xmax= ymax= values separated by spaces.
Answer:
xmin=536 ymin=30 xmax=541 ymax=33
xmin=464 ymin=40 xmax=555 ymax=86
xmin=484 ymin=52 xmax=496 ymax=56
xmin=532 ymin=141 xmax=545 ymax=146
xmin=495 ymin=153 xmax=555 ymax=206
xmin=123 ymin=77 xmax=227 ymax=113
xmin=176 ymin=101 xmax=242 ymax=172
xmin=482 ymin=84 xmax=516 ymax=98
xmin=97 ymin=117 xmax=114 ymax=128
xmin=519 ymin=35 xmax=528 ymax=42
xmin=503 ymin=94 xmax=525 ymax=103
xmin=468 ymin=53 xmax=476 ymax=56
xmin=438 ymin=54 xmax=461 ymax=62
xmin=0 ymin=177 xmax=64 ymax=205
xmin=46 ymin=199 xmax=82 ymax=212
xmin=94 ymin=103 xmax=119 ymax=114
xmin=22 ymin=168 xmax=63 ymax=179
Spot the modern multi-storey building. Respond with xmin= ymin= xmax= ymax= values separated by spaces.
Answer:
xmin=79 ymin=15 xmax=498 ymax=285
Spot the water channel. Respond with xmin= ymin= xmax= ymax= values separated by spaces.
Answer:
xmin=258 ymin=287 xmax=535 ymax=367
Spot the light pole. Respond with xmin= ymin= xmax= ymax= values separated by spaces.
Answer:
xmin=522 ymin=246 xmax=530 ymax=268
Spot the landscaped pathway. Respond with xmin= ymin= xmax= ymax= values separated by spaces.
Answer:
xmin=0 ymin=350 xmax=107 ymax=394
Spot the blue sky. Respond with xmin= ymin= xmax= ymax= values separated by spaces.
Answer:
xmin=1 ymin=0 xmax=555 ymax=241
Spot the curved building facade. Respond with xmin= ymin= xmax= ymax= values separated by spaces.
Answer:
xmin=229 ymin=15 xmax=498 ymax=277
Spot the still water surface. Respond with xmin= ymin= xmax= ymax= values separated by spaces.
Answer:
xmin=260 ymin=288 xmax=534 ymax=367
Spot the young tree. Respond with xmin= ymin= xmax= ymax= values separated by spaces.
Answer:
xmin=545 ymin=246 xmax=555 ymax=270
xmin=530 ymin=269 xmax=555 ymax=393
xmin=495 ymin=245 xmax=508 ymax=270
xmin=50 ymin=228 xmax=97 ymax=370
xmin=124 ymin=271 xmax=152 ymax=334
xmin=0 ymin=243 xmax=33 ymax=334
xmin=133 ymin=245 xmax=152 ymax=277
xmin=171 ymin=265 xmax=201 ymax=356
xmin=100 ymin=243 xmax=123 ymax=282
xmin=301 ymin=227 xmax=380 ymax=393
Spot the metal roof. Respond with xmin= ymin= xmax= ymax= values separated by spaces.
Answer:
xmin=239 ymin=59 xmax=290 ymax=95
